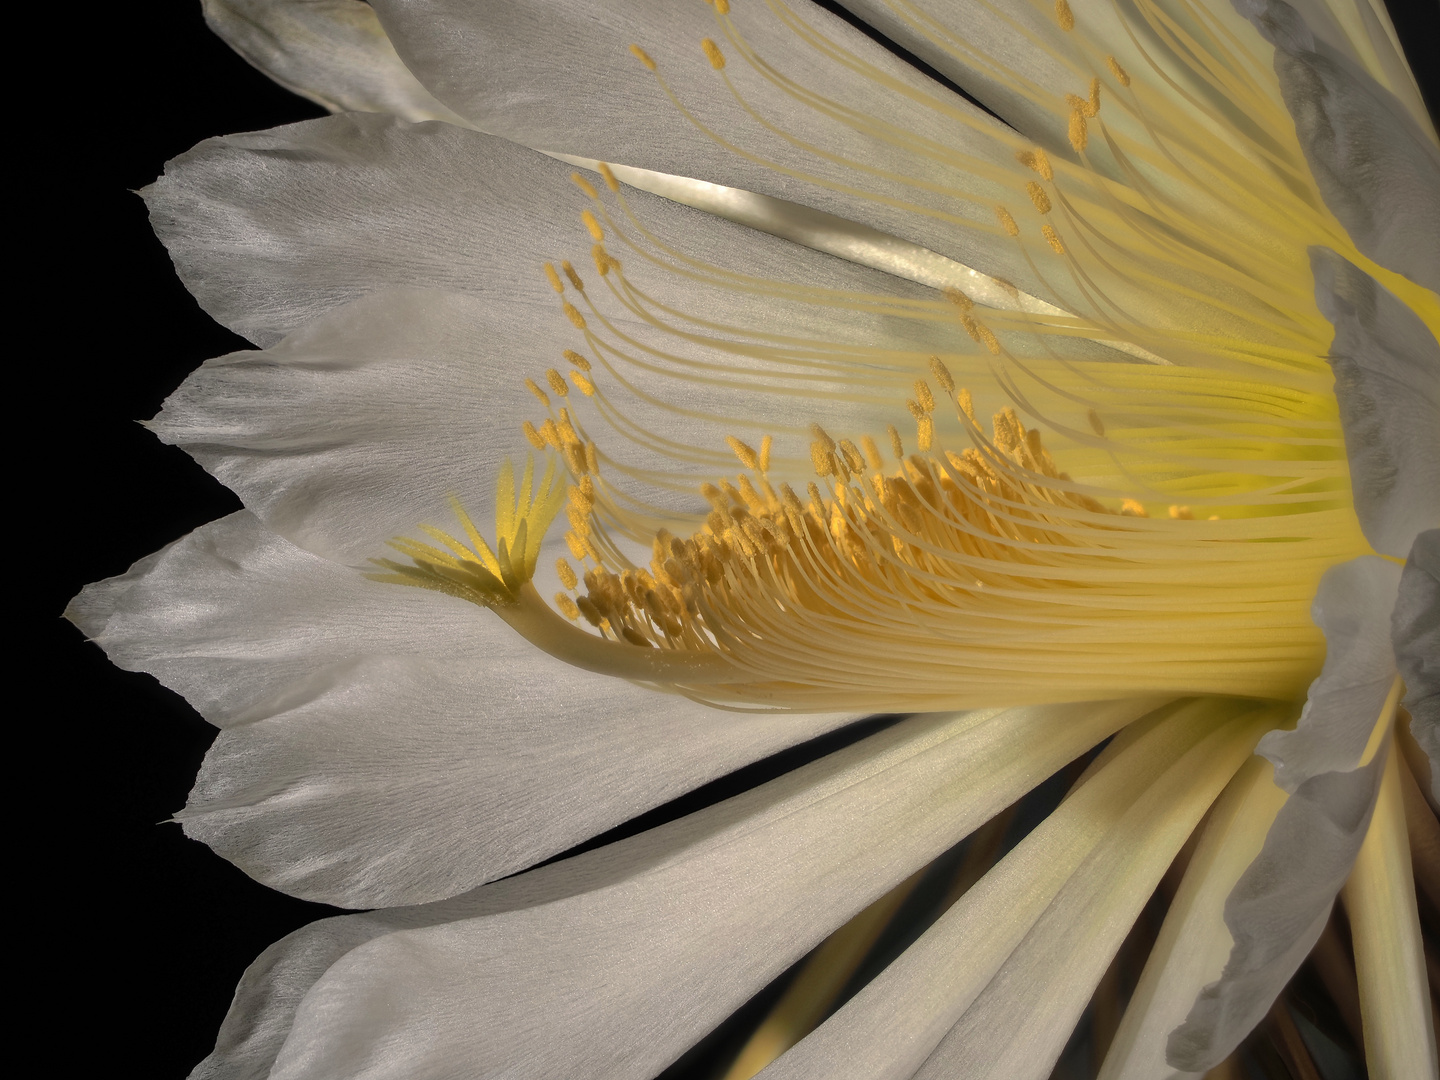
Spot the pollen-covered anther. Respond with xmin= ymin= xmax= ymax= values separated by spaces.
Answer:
xmin=702 ymin=38 xmax=726 ymax=69
xmin=1121 ymin=499 xmax=1149 ymax=517
xmin=544 ymin=262 xmax=564 ymax=293
xmin=629 ymin=43 xmax=656 ymax=71
xmin=995 ymin=205 xmax=1020 ymax=237
xmin=758 ymin=434 xmax=772 ymax=473
xmin=570 ymin=370 xmax=596 ymax=396
xmin=726 ymin=435 xmax=760 ymax=471
xmin=1016 ymin=148 xmax=1054 ymax=181
xmin=1068 ymin=110 xmax=1088 ymax=153
xmin=569 ymin=171 xmax=598 ymax=199
xmin=1106 ymin=56 xmax=1131 ymax=87
xmin=562 ymin=261 xmax=584 ymax=290
xmin=562 ymin=348 xmax=591 ymax=373
xmin=1054 ymin=0 xmax=1074 ymax=29
xmin=1042 ymin=225 xmax=1066 ymax=255
xmin=580 ymin=211 xmax=604 ymax=243
xmin=810 ymin=440 xmax=836 ymax=477
xmin=522 ymin=420 xmax=546 ymax=450
xmin=562 ymin=301 xmax=587 ymax=329
xmin=525 ymin=377 xmax=550 ymax=407
xmin=557 ymin=557 xmax=579 ymax=590
xmin=546 ymin=369 xmax=570 ymax=397
xmin=929 ymin=356 xmax=956 ymax=395
xmin=1027 ymin=181 xmax=1052 ymax=215
xmin=1169 ymin=505 xmax=1195 ymax=520
xmin=887 ymin=424 xmax=905 ymax=460
xmin=555 ymin=593 xmax=581 ymax=620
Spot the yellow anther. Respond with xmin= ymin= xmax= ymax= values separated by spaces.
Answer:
xmin=563 ymin=349 xmax=591 ymax=372
xmin=928 ymin=356 xmax=955 ymax=395
xmin=860 ymin=434 xmax=883 ymax=472
xmin=1121 ymin=499 xmax=1149 ymax=517
xmin=1016 ymin=148 xmax=1054 ymax=181
xmin=522 ymin=420 xmax=546 ymax=450
xmin=726 ymin=435 xmax=760 ymax=471
xmin=539 ymin=417 xmax=562 ymax=448
xmin=1169 ymin=505 xmax=1195 ymax=520
xmin=554 ymin=593 xmax=581 ymax=620
xmin=758 ymin=434 xmax=772 ymax=473
xmin=1087 ymin=77 xmax=1102 ymax=115
xmin=1055 ymin=0 xmax=1074 ymax=30
xmin=992 ymin=276 xmax=1020 ymax=298
xmin=713 ymin=0 xmax=730 ymax=13
xmin=563 ymin=301 xmax=587 ymax=329
xmin=584 ymin=441 xmax=599 ymax=474
xmin=907 ymin=398 xmax=926 ymax=421
xmin=995 ymin=205 xmax=1020 ymax=237
xmin=887 ymin=424 xmax=905 ymax=461
xmin=916 ymin=413 xmax=934 ymax=452
xmin=570 ymin=171 xmax=598 ymax=199
xmin=544 ymin=262 xmax=564 ymax=293
xmin=944 ymin=287 xmax=974 ymax=312
xmin=1106 ymin=56 xmax=1131 ymax=87
xmin=810 ymin=440 xmax=835 ymax=477
xmin=630 ymin=43 xmax=656 ymax=70
xmin=565 ymin=530 xmax=588 ymax=560
xmin=702 ymin=38 xmax=726 ymax=69
xmin=1043 ymin=224 xmax=1066 ymax=255
xmin=564 ymin=440 xmax=589 ymax=479
xmin=977 ymin=323 xmax=1001 ymax=355
xmin=593 ymin=245 xmax=612 ymax=276
xmin=571 ymin=371 xmax=596 ymax=396
xmin=915 ymin=379 xmax=935 ymax=413
xmin=557 ymin=558 xmax=579 ymax=589
xmin=525 ymin=377 xmax=550 ymax=407
xmin=1027 ymin=181 xmax=1052 ymax=215
xmin=1087 ymin=408 xmax=1105 ymax=436
xmin=839 ymin=439 xmax=864 ymax=472
xmin=546 ymin=369 xmax=569 ymax=397
xmin=557 ymin=409 xmax=579 ymax=444
xmin=562 ymin=261 xmax=584 ymax=291
xmin=581 ymin=211 xmax=604 ymax=243
xmin=810 ymin=424 xmax=836 ymax=452
xmin=957 ymin=388 xmax=976 ymax=422
xmin=597 ymin=161 xmax=621 ymax=191
xmin=1068 ymin=110 xmax=1088 ymax=153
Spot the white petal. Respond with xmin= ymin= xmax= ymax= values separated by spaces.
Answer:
xmin=143 ymin=113 xmax=954 ymax=347
xmin=760 ymin=698 xmax=1272 ymax=1080
xmin=201 ymin=0 xmax=467 ymax=123
xmin=1309 ymin=249 xmax=1440 ymax=559
xmin=1256 ymin=555 xmax=1401 ymax=788
xmin=67 ymin=511 xmax=497 ymax=726
xmin=262 ymin=700 xmax=1158 ymax=1079
xmin=913 ymin=708 xmax=1268 ymax=1080
xmin=1167 ymin=726 xmax=1393 ymax=1070
xmin=367 ymin=0 xmax=1038 ymax=295
xmin=72 ymin=511 xmax=864 ymax=906
xmin=1341 ymin=738 xmax=1439 ymax=1078
xmin=1097 ymin=755 xmax=1287 ymax=1080
xmin=1260 ymin=34 xmax=1440 ymax=292
xmin=1393 ymin=529 xmax=1440 ymax=800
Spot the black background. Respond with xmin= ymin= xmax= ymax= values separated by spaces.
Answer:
xmin=35 ymin=2 xmax=1437 ymax=1076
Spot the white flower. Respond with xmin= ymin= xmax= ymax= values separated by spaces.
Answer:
xmin=71 ymin=1 xmax=1439 ymax=1078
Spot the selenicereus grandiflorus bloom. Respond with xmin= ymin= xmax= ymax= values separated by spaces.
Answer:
xmin=72 ymin=0 xmax=1439 ymax=1077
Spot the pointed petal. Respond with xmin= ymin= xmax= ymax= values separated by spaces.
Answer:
xmin=367 ymin=0 xmax=1037 ymax=293
xmin=70 ymin=512 xmax=861 ymax=906
xmin=1309 ymin=249 xmax=1440 ymax=559
xmin=1393 ymin=529 xmax=1440 ymax=799
xmin=1341 ymin=738 xmax=1438 ymax=1079
xmin=259 ymin=700 xmax=1156 ymax=1079
xmin=1167 ymin=725 xmax=1395 ymax=1070
xmin=1097 ymin=756 xmax=1287 ymax=1080
xmin=1257 ymin=554 xmax=1401 ymax=788
xmin=201 ymin=0 xmax=467 ymax=123
xmin=760 ymin=699 xmax=1271 ymax=1080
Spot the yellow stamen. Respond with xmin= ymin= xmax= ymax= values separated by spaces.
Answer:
xmin=727 ymin=435 xmax=761 ymax=471
xmin=1106 ymin=56 xmax=1131 ymax=87
xmin=1027 ymin=181 xmax=1053 ymax=215
xmin=580 ymin=211 xmax=604 ymax=243
xmin=570 ymin=171 xmax=598 ymax=199
xmin=543 ymin=262 xmax=564 ymax=293
xmin=562 ymin=348 xmax=591 ymax=372
xmin=703 ymin=38 xmax=726 ymax=70
xmin=1055 ymin=0 xmax=1075 ymax=31
xmin=525 ymin=377 xmax=550 ymax=407
xmin=629 ymin=43 xmax=655 ymax=71
xmin=1043 ymin=224 xmax=1066 ymax=254
xmin=546 ymin=369 xmax=570 ymax=397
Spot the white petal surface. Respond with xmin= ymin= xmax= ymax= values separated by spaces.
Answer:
xmin=913 ymin=707 xmax=1272 ymax=1080
xmin=1097 ymin=756 xmax=1287 ymax=1080
xmin=1309 ymin=248 xmax=1440 ymax=559
xmin=1393 ymin=529 xmax=1440 ymax=798
xmin=1257 ymin=554 xmax=1401 ymax=787
xmin=1342 ymin=739 xmax=1438 ymax=1079
xmin=368 ymin=0 xmax=1039 ymax=294
xmin=72 ymin=511 xmax=861 ymax=907
xmin=201 ymin=0 xmax=467 ymax=123
xmin=263 ymin=700 xmax=1158 ymax=1079
xmin=760 ymin=699 xmax=1270 ymax=1080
